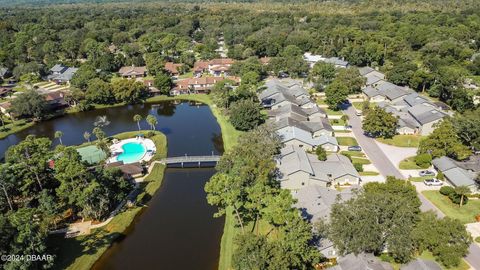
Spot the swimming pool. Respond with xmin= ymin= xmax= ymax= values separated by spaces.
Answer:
xmin=116 ymin=142 xmax=147 ymax=164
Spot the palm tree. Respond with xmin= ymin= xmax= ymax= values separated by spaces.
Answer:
xmin=146 ymin=115 xmax=158 ymax=130
xmin=93 ymin=127 xmax=106 ymax=140
xmin=455 ymin=186 xmax=470 ymax=207
xmin=94 ymin=115 xmax=110 ymax=127
xmin=133 ymin=114 xmax=142 ymax=131
xmin=54 ymin=131 xmax=64 ymax=145
xmin=83 ymin=131 xmax=91 ymax=142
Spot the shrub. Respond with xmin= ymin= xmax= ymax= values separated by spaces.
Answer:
xmin=146 ymin=131 xmax=155 ymax=138
xmin=415 ymin=153 xmax=432 ymax=167
xmin=436 ymin=171 xmax=444 ymax=180
xmin=341 ymin=152 xmax=352 ymax=161
xmin=439 ymin=186 xmax=455 ymax=196
xmin=353 ymin=163 xmax=363 ymax=172
xmin=316 ymin=147 xmax=327 ymax=161
xmin=476 ymin=237 xmax=480 ymax=243
xmin=448 ymin=192 xmax=469 ymax=205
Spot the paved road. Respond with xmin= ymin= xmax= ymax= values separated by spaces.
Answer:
xmin=342 ymin=104 xmax=480 ymax=270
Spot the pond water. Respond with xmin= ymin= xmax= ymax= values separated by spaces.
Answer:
xmin=0 ymin=101 xmax=225 ymax=270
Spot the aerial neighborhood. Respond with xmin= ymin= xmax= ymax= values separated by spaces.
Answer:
xmin=1 ymin=1 xmax=480 ymax=270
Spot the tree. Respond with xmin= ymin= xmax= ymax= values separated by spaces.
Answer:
xmin=412 ymin=212 xmax=471 ymax=268
xmin=71 ymin=64 xmax=98 ymax=90
xmin=418 ymin=120 xmax=470 ymax=160
xmin=316 ymin=146 xmax=327 ymax=161
xmin=10 ymin=89 xmax=48 ymax=120
xmin=453 ymin=108 xmax=480 ymax=150
xmin=387 ymin=61 xmax=417 ymax=86
xmin=5 ymin=135 xmax=52 ymax=193
xmin=83 ymin=131 xmax=91 ymax=142
xmin=146 ymin=114 xmax=158 ymax=130
xmin=112 ymin=79 xmax=148 ymax=104
xmin=325 ymin=80 xmax=349 ymax=110
xmin=310 ymin=61 xmax=336 ymax=90
xmin=362 ymin=107 xmax=398 ymax=138
xmin=154 ymin=72 xmax=173 ymax=95
xmin=241 ymin=71 xmax=260 ymax=86
xmin=85 ymin=78 xmax=115 ymax=104
xmin=92 ymin=127 xmax=106 ymax=140
xmin=133 ymin=114 xmax=142 ymax=130
xmin=232 ymin=233 xmax=271 ymax=270
xmin=327 ymin=178 xmax=421 ymax=263
xmin=335 ymin=68 xmax=366 ymax=94
xmin=211 ymin=80 xmax=234 ymax=109
xmin=454 ymin=186 xmax=470 ymax=207
xmin=54 ymin=130 xmax=63 ymax=145
xmin=229 ymin=99 xmax=264 ymax=131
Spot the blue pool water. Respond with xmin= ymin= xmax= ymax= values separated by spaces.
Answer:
xmin=116 ymin=142 xmax=146 ymax=164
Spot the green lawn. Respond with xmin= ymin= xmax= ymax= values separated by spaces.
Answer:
xmin=351 ymin=157 xmax=371 ymax=165
xmin=336 ymin=136 xmax=358 ymax=146
xmin=340 ymin=150 xmax=366 ymax=157
xmin=422 ymin=191 xmax=480 ymax=224
xmin=324 ymin=108 xmax=343 ymax=116
xmin=399 ymin=156 xmax=429 ymax=170
xmin=409 ymin=176 xmax=432 ymax=182
xmin=359 ymin=171 xmax=380 ymax=176
xmin=0 ymin=119 xmax=35 ymax=139
xmin=329 ymin=118 xmax=347 ymax=126
xmin=178 ymin=71 xmax=193 ymax=79
xmin=418 ymin=251 xmax=470 ymax=270
xmin=377 ymin=135 xmax=423 ymax=148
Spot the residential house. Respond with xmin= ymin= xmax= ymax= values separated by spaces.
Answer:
xmin=376 ymin=82 xmax=412 ymax=103
xmin=432 ymin=156 xmax=479 ymax=193
xmin=276 ymin=145 xmax=360 ymax=189
xmin=193 ymin=61 xmax=209 ymax=77
xmin=401 ymin=259 xmax=441 ymax=270
xmin=270 ymin=116 xmax=333 ymax=138
xmin=0 ymin=67 xmax=11 ymax=79
xmin=118 ymin=66 xmax=147 ymax=78
xmin=164 ymin=62 xmax=183 ymax=77
xmin=105 ymin=161 xmax=144 ymax=179
xmin=259 ymin=80 xmax=314 ymax=109
xmin=267 ymin=103 xmax=326 ymax=121
xmin=407 ymin=104 xmax=446 ymax=136
xmin=207 ymin=58 xmax=234 ymax=76
xmin=277 ymin=126 xmax=338 ymax=152
xmin=303 ymin=52 xmax=349 ymax=68
xmin=362 ymin=86 xmax=387 ymax=103
xmin=170 ymin=76 xmax=240 ymax=95
xmin=47 ymin=64 xmax=78 ymax=84
xmin=0 ymin=101 xmax=12 ymax=118
xmin=45 ymin=91 xmax=68 ymax=110
xmin=293 ymin=185 xmax=354 ymax=259
xmin=329 ymin=253 xmax=393 ymax=270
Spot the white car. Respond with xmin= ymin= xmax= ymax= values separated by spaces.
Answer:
xmin=355 ymin=111 xmax=362 ymax=116
xmin=423 ymin=178 xmax=443 ymax=186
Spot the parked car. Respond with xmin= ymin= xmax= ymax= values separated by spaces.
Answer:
xmin=348 ymin=145 xmax=362 ymax=151
xmin=355 ymin=111 xmax=362 ymax=116
xmin=423 ymin=178 xmax=443 ymax=186
xmin=419 ymin=170 xmax=435 ymax=177
xmin=344 ymin=125 xmax=353 ymax=130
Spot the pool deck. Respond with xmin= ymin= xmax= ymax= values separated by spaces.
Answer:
xmin=107 ymin=137 xmax=156 ymax=164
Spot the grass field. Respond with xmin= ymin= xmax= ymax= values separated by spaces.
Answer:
xmin=399 ymin=156 xmax=429 ymax=170
xmin=422 ymin=191 xmax=480 ymax=224
xmin=336 ymin=136 xmax=358 ymax=146
xmin=330 ymin=118 xmax=347 ymax=126
xmin=380 ymin=251 xmax=469 ymax=270
xmin=324 ymin=108 xmax=343 ymax=116
xmin=377 ymin=135 xmax=422 ymax=147
xmin=340 ymin=150 xmax=366 ymax=157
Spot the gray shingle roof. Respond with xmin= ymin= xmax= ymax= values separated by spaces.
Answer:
xmin=363 ymin=86 xmax=382 ymax=97
xmin=401 ymin=259 xmax=441 ymax=270
xmin=332 ymin=253 xmax=393 ymax=270
xmin=50 ymin=64 xmax=68 ymax=73
xmin=277 ymin=126 xmax=338 ymax=147
xmin=271 ymin=117 xmax=332 ymax=134
xmin=432 ymin=156 xmax=477 ymax=187
xmin=359 ymin=66 xmax=376 ymax=76
xmin=403 ymin=93 xmax=434 ymax=107
xmin=408 ymin=104 xmax=446 ymax=125
xmin=324 ymin=57 xmax=349 ymax=67
xmin=277 ymin=145 xmax=314 ymax=176
xmin=293 ymin=185 xmax=354 ymax=222
xmin=377 ymin=82 xmax=411 ymax=100
xmin=268 ymin=103 xmax=309 ymax=120
xmin=0 ymin=67 xmax=10 ymax=77
xmin=365 ymin=72 xmax=384 ymax=85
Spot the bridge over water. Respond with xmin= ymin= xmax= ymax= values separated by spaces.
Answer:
xmin=160 ymin=155 xmax=221 ymax=168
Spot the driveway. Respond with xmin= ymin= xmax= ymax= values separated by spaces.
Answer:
xmin=342 ymin=104 xmax=480 ymax=269
xmin=375 ymin=141 xmax=419 ymax=178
